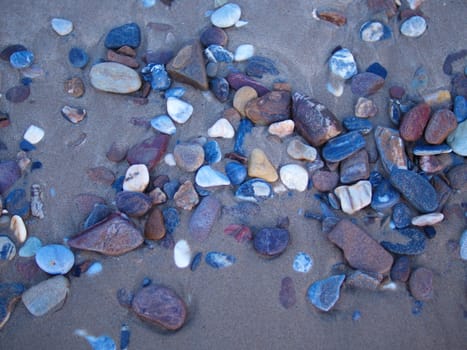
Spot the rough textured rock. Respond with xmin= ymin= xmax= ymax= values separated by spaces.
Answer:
xmin=399 ymin=103 xmax=431 ymax=142
xmin=90 ymin=62 xmax=141 ymax=94
xmin=311 ymin=170 xmax=339 ymax=192
xmin=244 ymin=90 xmax=291 ymax=125
xmin=189 ymin=196 xmax=221 ymax=242
xmin=424 ymin=109 xmax=458 ymax=144
xmin=127 ymin=134 xmax=170 ymax=171
xmin=22 ymin=276 xmax=69 ymax=316
xmin=409 ymin=267 xmax=433 ymax=301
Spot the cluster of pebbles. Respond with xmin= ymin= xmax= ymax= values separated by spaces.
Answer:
xmin=0 ymin=0 xmax=466 ymax=344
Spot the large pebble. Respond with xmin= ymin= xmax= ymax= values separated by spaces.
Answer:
xmin=173 ymin=143 xmax=204 ymax=172
xmin=205 ymin=251 xmax=236 ymax=268
xmin=279 ymin=277 xmax=296 ymax=309
xmin=400 ymin=16 xmax=427 ymax=38
xmin=167 ymin=97 xmax=193 ymax=124
xmin=90 ymin=62 xmax=141 ymax=93
xmin=195 ymin=165 xmax=230 ymax=187
xmin=233 ymin=86 xmax=258 ymax=116
xmin=150 ymin=115 xmax=176 ymax=135
xmin=390 ymin=256 xmax=411 ymax=282
xmin=127 ymin=134 xmax=170 ymax=171
xmin=22 ymin=276 xmax=70 ymax=316
xmin=200 ymin=26 xmax=228 ymax=46
xmin=329 ymin=48 xmax=357 ymax=80
xmin=280 ymin=164 xmax=308 ymax=192
xmin=189 ymin=196 xmax=221 ymax=242
xmin=10 ymin=50 xmax=34 ymax=69
xmin=132 ymin=284 xmax=187 ymax=330
xmin=167 ymin=41 xmax=208 ymax=90
xmin=61 ymin=106 xmax=86 ymax=124
xmin=340 ymin=149 xmax=369 ymax=184
xmin=409 ymin=268 xmax=433 ymax=301
xmin=322 ymin=131 xmax=366 ymax=162
xmin=447 ymin=120 xmax=467 ymax=156
xmin=268 ymin=120 xmax=295 ymax=138
xmin=374 ymin=126 xmax=408 ymax=173
xmin=254 ymin=227 xmax=289 ymax=258
xmin=424 ymin=109 xmax=457 ymax=144
xmin=0 ymin=282 xmax=25 ymax=329
xmin=35 ymin=244 xmax=74 ymax=275
xmin=460 ymin=230 xmax=467 ymax=261
xmin=5 ymin=85 xmax=30 ymax=103
xmin=210 ymin=3 xmax=241 ymax=28
xmin=235 ymin=179 xmax=273 ymax=202
xmin=123 ymin=164 xmax=149 ymax=192
xmin=0 ymin=236 xmax=16 ymax=261
xmin=144 ymin=208 xmax=166 ymax=240
xmin=105 ymin=23 xmax=141 ymax=49
xmin=245 ymin=90 xmax=291 ymax=125
xmin=174 ymin=240 xmax=191 ymax=268
xmin=248 ymin=148 xmax=278 ymax=182
xmin=381 ymin=228 xmax=426 ymax=255
xmin=307 ymin=275 xmax=345 ymax=312
xmin=287 ymin=139 xmax=317 ymax=161
xmin=351 ymin=72 xmax=385 ymax=97
xmin=208 ymin=118 xmax=235 ymax=138
xmin=51 ymin=18 xmax=73 ymax=36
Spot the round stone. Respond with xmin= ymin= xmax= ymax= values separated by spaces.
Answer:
xmin=68 ymin=47 xmax=89 ymax=68
xmin=90 ymin=62 xmax=142 ymax=94
xmin=173 ymin=143 xmax=205 ymax=172
xmin=210 ymin=3 xmax=242 ymax=28
xmin=400 ymin=16 xmax=427 ymax=38
xmin=35 ymin=244 xmax=75 ymax=275
xmin=280 ymin=164 xmax=308 ymax=192
xmin=123 ymin=164 xmax=150 ymax=192
xmin=200 ymin=26 xmax=228 ymax=47
xmin=409 ymin=267 xmax=433 ymax=301
xmin=254 ymin=227 xmax=289 ymax=257
xmin=64 ymin=77 xmax=85 ymax=97
xmin=10 ymin=50 xmax=34 ymax=69
xmin=207 ymin=118 xmax=235 ymax=138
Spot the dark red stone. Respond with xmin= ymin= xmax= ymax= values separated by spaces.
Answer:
xmin=200 ymin=26 xmax=228 ymax=47
xmin=5 ymin=85 xmax=30 ymax=103
xmin=311 ymin=170 xmax=339 ymax=192
xmin=127 ymin=134 xmax=170 ymax=171
xmin=409 ymin=267 xmax=433 ymax=301
xmin=226 ymin=72 xmax=270 ymax=96
xmin=244 ymin=90 xmax=291 ymax=126
xmin=399 ymin=103 xmax=431 ymax=142
xmin=279 ymin=277 xmax=296 ymax=309
xmin=351 ymin=72 xmax=385 ymax=97
xmin=189 ymin=196 xmax=221 ymax=242
xmin=424 ymin=109 xmax=458 ymax=144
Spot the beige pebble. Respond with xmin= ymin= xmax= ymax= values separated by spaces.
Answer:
xmin=123 ymin=164 xmax=149 ymax=192
xmin=10 ymin=215 xmax=27 ymax=243
xmin=268 ymin=120 xmax=295 ymax=138
xmin=334 ymin=180 xmax=372 ymax=215
xmin=411 ymin=213 xmax=444 ymax=226
xmin=248 ymin=148 xmax=278 ymax=182
xmin=233 ymin=86 xmax=257 ymax=116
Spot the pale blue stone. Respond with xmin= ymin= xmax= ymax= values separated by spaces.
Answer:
xmin=140 ymin=0 xmax=156 ymax=8
xmin=10 ymin=50 xmax=34 ymax=69
xmin=75 ymin=330 xmax=116 ymax=350
xmin=413 ymin=143 xmax=452 ymax=156
xmin=18 ymin=237 xmax=42 ymax=257
xmin=234 ymin=119 xmax=253 ymax=155
xmin=329 ymin=48 xmax=357 ymax=80
xmin=85 ymin=262 xmax=103 ymax=276
xmin=307 ymin=274 xmax=345 ymax=312
xmin=142 ymin=64 xmax=171 ymax=90
xmin=205 ymin=251 xmax=236 ymax=269
xmin=293 ymin=252 xmax=313 ymax=273
xmin=454 ymin=95 xmax=467 ymax=123
xmin=35 ymin=244 xmax=75 ymax=275
xmin=235 ymin=179 xmax=273 ymax=202
xmin=205 ymin=45 xmax=234 ymax=63
xmin=360 ymin=21 xmax=391 ymax=42
xmin=203 ymin=140 xmax=222 ymax=164
xmin=195 ymin=165 xmax=230 ymax=187
xmin=150 ymin=115 xmax=176 ymax=135
xmin=460 ymin=230 xmax=467 ymax=261
xmin=400 ymin=16 xmax=427 ymax=38
xmin=225 ymin=161 xmax=247 ymax=185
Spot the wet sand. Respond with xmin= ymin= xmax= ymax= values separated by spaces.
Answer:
xmin=0 ymin=0 xmax=466 ymax=349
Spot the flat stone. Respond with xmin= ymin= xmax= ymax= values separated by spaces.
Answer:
xmin=173 ymin=143 xmax=205 ymax=172
xmin=0 ymin=282 xmax=25 ymax=329
xmin=409 ymin=267 xmax=433 ymax=301
xmin=374 ymin=126 xmax=408 ymax=173
xmin=334 ymin=180 xmax=372 ymax=215
xmin=127 ymin=134 xmax=170 ymax=171
xmin=322 ymin=131 xmax=366 ymax=163
xmin=227 ymin=72 xmax=270 ymax=96
xmin=413 ymin=143 xmax=452 ymax=156
xmin=0 ymin=236 xmax=16 ymax=261
xmin=254 ymin=227 xmax=289 ymax=258
xmin=268 ymin=120 xmax=294 ymax=138
xmin=248 ymin=148 xmax=278 ymax=182
xmin=203 ymin=140 xmax=222 ymax=164
xmin=424 ymin=109 xmax=457 ymax=144
xmin=208 ymin=118 xmax=235 ymax=138
xmin=400 ymin=16 xmax=427 ymax=38
xmin=195 ymin=166 xmax=230 ymax=187
xmin=51 ymin=18 xmax=73 ymax=36
xmin=307 ymin=275 xmax=345 ymax=312
xmin=390 ymin=256 xmax=411 ymax=282
xmin=68 ymin=213 xmax=144 ymax=256
xmin=340 ymin=149 xmax=369 ymax=184
xmin=389 ymin=168 xmax=438 ymax=213
xmin=411 ymin=213 xmax=444 ymax=226
xmin=116 ymin=191 xmax=152 ymax=217
xmin=189 ymin=196 xmax=221 ymax=242
xmin=351 ymin=72 xmax=385 ymax=97
xmin=346 ymin=271 xmax=381 ymax=290
xmin=90 ymin=62 xmax=141 ymax=94
xmin=64 ymin=77 xmax=85 ymax=97
xmin=107 ymin=50 xmax=139 ymax=68
xmin=210 ymin=3 xmax=241 ymax=28
xmin=293 ymin=252 xmax=313 ymax=273
xmin=35 ymin=245 xmax=74 ymax=275
xmin=371 ymin=180 xmax=400 ymax=211
xmin=245 ymin=90 xmax=291 ymax=126
xmin=167 ymin=97 xmax=193 ymax=124
xmin=132 ymin=284 xmax=187 ymax=331
xmin=68 ymin=47 xmax=88 ymax=68
xmin=144 ymin=208 xmax=166 ymax=240
xmin=447 ymin=164 xmax=467 ymax=190
xmin=167 ymin=41 xmax=208 ymax=90
xmin=174 ymin=181 xmax=199 ymax=210
xmin=399 ymin=103 xmax=431 ymax=142
xmin=200 ymin=26 xmax=228 ymax=47
xmin=279 ymin=277 xmax=296 ymax=309
xmin=328 ymin=219 xmax=394 ymax=274
xmin=280 ymin=164 xmax=308 ymax=192
xmin=329 ymin=48 xmax=357 ymax=80
xmin=292 ymin=92 xmax=343 ymax=147
xmin=174 ymin=240 xmax=191 ymax=268
xmin=105 ymin=23 xmax=141 ymax=49
xmin=447 ymin=120 xmax=467 ymax=156
xmin=355 ymin=97 xmax=378 ymax=118
xmin=5 ymin=85 xmax=30 ymax=103
xmin=19 ymin=236 xmax=42 ymax=257
xmin=287 ymin=139 xmax=317 ymax=161
xmin=311 ymin=170 xmax=339 ymax=192
xmin=381 ymin=227 xmax=426 ymax=255
xmin=106 ymin=142 xmax=128 ymax=162
xmin=23 ymin=125 xmax=44 ymax=144
xmin=360 ymin=21 xmax=391 ymax=42
xmin=22 ymin=276 xmax=69 ymax=317
xmin=460 ymin=230 xmax=467 ymax=260
xmin=235 ymin=179 xmax=273 ymax=202
xmin=123 ymin=164 xmax=149 ymax=192
xmin=233 ymin=86 xmax=258 ymax=116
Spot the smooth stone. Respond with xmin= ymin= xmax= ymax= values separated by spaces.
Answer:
xmin=22 ymin=276 xmax=69 ymax=316
xmin=234 ymin=118 xmax=254 ymax=156
xmin=0 ymin=282 xmax=25 ymax=329
xmin=419 ymin=154 xmax=452 ymax=174
xmin=210 ymin=77 xmax=230 ymax=102
xmin=279 ymin=277 xmax=296 ymax=309
xmin=195 ymin=165 xmax=230 ymax=188
xmin=334 ymin=180 xmax=372 ymax=215
xmin=86 ymin=166 xmax=115 ymax=185
xmin=355 ymin=97 xmax=378 ymax=118
xmin=268 ymin=120 xmax=294 ymax=138
xmin=225 ymin=161 xmax=247 ymax=185
xmin=19 ymin=237 xmax=42 ymax=257
xmin=292 ymin=92 xmax=343 ymax=147
xmin=328 ymin=220 xmax=394 ymax=274
xmin=5 ymin=85 xmax=30 ymax=103
xmin=400 ymin=16 xmax=427 ymax=38
xmin=235 ymin=179 xmax=272 ymax=202
xmin=61 ymin=106 xmax=86 ymax=124
xmin=167 ymin=97 xmax=193 ymax=124
xmin=207 ymin=62 xmax=219 ymax=78
xmin=280 ymin=164 xmax=308 ymax=192
xmin=127 ymin=134 xmax=170 ymax=171
xmin=329 ymin=48 xmax=357 ymax=80
xmin=205 ymin=45 xmax=233 ymax=63
xmin=293 ymin=252 xmax=313 ymax=273
xmin=64 ymin=77 xmax=85 ymax=97
xmin=174 ymin=143 xmax=205 ymax=172
xmin=346 ymin=271 xmax=381 ymax=290
xmin=287 ymin=139 xmax=317 ymax=161
xmin=0 ymin=45 xmax=27 ymax=61
xmin=167 ymin=41 xmax=208 ymax=90
xmin=10 ymin=50 xmax=34 ymax=69
xmin=407 ymin=0 xmax=425 ymax=10
xmin=371 ymin=180 xmax=400 ymax=211
xmin=189 ymin=196 xmax=221 ymax=242
xmin=90 ymin=62 xmax=141 ymax=94
xmin=447 ymin=120 xmax=467 ymax=156
xmin=254 ymin=227 xmax=289 ymax=258
xmin=151 ymin=115 xmax=176 ymax=135
xmin=83 ymin=203 xmax=112 ymax=229
xmin=210 ymin=3 xmax=241 ymax=28
xmin=245 ymin=90 xmax=291 ymax=126
xmin=0 ymin=236 xmax=16 ymax=261
xmin=245 ymin=56 xmax=279 ymax=78
xmin=23 ymin=125 xmax=44 ymax=144
xmin=203 ymin=140 xmax=222 ymax=164
xmin=248 ymin=148 xmax=278 ymax=182
xmin=131 ymin=284 xmax=187 ymax=330
xmin=392 ymin=203 xmax=412 ymax=229
xmin=411 ymin=213 xmax=444 ymax=226
xmin=340 ymin=149 xmax=369 ymax=184
xmin=174 ymin=181 xmax=199 ymax=211
xmin=391 ymin=256 xmax=411 ymax=282
xmin=163 ymin=180 xmax=180 ymax=200
xmin=165 ymin=87 xmax=186 ymax=98
xmin=454 ymin=95 xmax=467 ymax=123
xmin=51 ymin=18 xmax=73 ymax=35
xmin=413 ymin=143 xmax=452 ymax=156
xmin=205 ymin=251 xmax=236 ymax=269
xmin=311 ymin=170 xmax=339 ymax=192
xmin=226 ymin=72 xmax=270 ymax=96
xmin=200 ymin=26 xmax=228 ymax=46
xmin=208 ymin=118 xmax=235 ymax=138
xmin=68 ymin=213 xmax=143 ymax=256
xmin=322 ymin=131 xmax=366 ymax=162
xmin=105 ymin=23 xmax=141 ymax=49
xmin=389 ymin=168 xmax=438 ymax=213
xmin=381 ymin=228 xmax=426 ymax=255
xmin=174 ymin=240 xmax=191 ymax=268
xmin=409 ymin=268 xmax=433 ymax=301
xmin=234 ymin=44 xmax=254 ymax=62
xmin=233 ymin=86 xmax=258 ymax=116
xmin=360 ymin=21 xmax=391 ymax=42
xmin=5 ymin=188 xmax=29 ymax=217
xmin=460 ymin=230 xmax=467 ymax=260
xmin=141 ymin=64 xmax=171 ymax=90
xmin=123 ymin=164 xmax=149 ymax=192
xmin=144 ymin=208 xmax=166 ymax=240
xmin=351 ymin=72 xmax=385 ymax=97
xmin=68 ymin=47 xmax=88 ymax=68
xmin=374 ymin=126 xmax=408 ymax=173
xmin=424 ymin=109 xmax=457 ymax=144
xmin=116 ymin=191 xmax=152 ymax=217
xmin=19 ymin=140 xmax=35 ymax=152
xmin=307 ymin=275 xmax=345 ymax=312
xmin=35 ymin=244 xmax=74 ymax=275
xmin=447 ymin=164 xmax=467 ymax=190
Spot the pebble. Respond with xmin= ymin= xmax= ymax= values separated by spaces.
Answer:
xmin=189 ymin=196 xmax=221 ymax=242
xmin=123 ymin=164 xmax=149 ymax=192
xmin=200 ymin=26 xmax=228 ymax=46
xmin=167 ymin=41 xmax=208 ymax=90
xmin=105 ymin=23 xmax=141 ymax=49
xmin=447 ymin=164 xmax=467 ymax=190
xmin=367 ymin=62 xmax=388 ymax=79
xmin=227 ymin=72 xmax=270 ymax=96
xmin=90 ymin=62 xmax=142 ymax=94
xmin=64 ymin=77 xmax=85 ymax=98
xmin=328 ymin=219 xmax=393 ymax=274
xmin=144 ymin=208 xmax=166 ymax=240
xmin=245 ymin=56 xmax=279 ymax=78
xmin=389 ymin=168 xmax=438 ymax=213
xmin=0 ymin=282 xmax=25 ymax=329
xmin=0 ymin=44 xmax=27 ymax=61
xmin=400 ymin=16 xmax=427 ymax=38
xmin=210 ymin=3 xmax=241 ymax=28
xmin=83 ymin=203 xmax=112 ymax=229
xmin=360 ymin=21 xmax=391 ymax=42
xmin=0 ymin=236 xmax=16 ymax=261
xmin=116 ymin=191 xmax=152 ymax=217
xmin=371 ymin=180 xmax=400 ymax=211
xmin=23 ymin=125 xmax=44 ymax=144
xmin=174 ymin=181 xmax=199 ymax=210
xmin=195 ymin=165 xmax=230 ymax=187
xmin=203 ymin=140 xmax=222 ymax=164
xmin=210 ymin=77 xmax=230 ymax=102
xmin=340 ymin=149 xmax=369 ymax=184
xmin=74 ymin=330 xmax=116 ymax=350
xmin=5 ymin=85 xmax=30 ymax=103
xmin=235 ymin=179 xmax=273 ymax=202
xmin=51 ymin=18 xmax=73 ymax=36
xmin=326 ymin=73 xmax=345 ymax=97
xmin=248 ymin=148 xmax=278 ymax=182
xmin=68 ymin=213 xmax=143 ymax=256
xmin=307 ymin=275 xmax=345 ymax=312
xmin=173 ymin=143 xmax=205 ymax=172
xmin=412 ymin=143 xmax=452 ymax=156
xmin=131 ymin=284 xmax=187 ymax=330
xmin=35 ymin=244 xmax=74 ymax=275
xmin=447 ymin=120 xmax=467 ymax=156
xmin=381 ymin=227 xmax=426 ymax=255
xmin=233 ymin=86 xmax=258 ymax=116
xmin=460 ymin=230 xmax=467 ymax=260
xmin=322 ymin=131 xmax=366 ymax=163
xmin=329 ymin=48 xmax=357 ymax=80
xmin=424 ymin=109 xmax=457 ymax=144
xmin=167 ymin=97 xmax=193 ymax=124
xmin=234 ymin=118 xmax=254 ymax=156
xmin=246 ymin=90 xmax=291 ymax=126
xmin=292 ymin=92 xmax=342 ymax=146
xmin=205 ymin=44 xmax=233 ymax=63
xmin=409 ymin=267 xmax=433 ymax=301
xmin=22 ymin=276 xmax=69 ymax=316
xmin=225 ymin=161 xmax=247 ymax=185
xmin=141 ymin=64 xmax=171 ymax=90
xmin=5 ymin=188 xmax=29 ymax=217
xmin=454 ymin=95 xmax=467 ymax=123
xmin=423 ymin=90 xmax=451 ymax=107
xmin=351 ymin=72 xmax=385 ymax=97
xmin=311 ymin=170 xmax=339 ymax=192
xmin=286 ymin=139 xmax=316 ymax=161
xmin=390 ymin=256 xmax=411 ymax=282
xmin=224 ymin=224 xmax=252 ymax=243
xmin=150 ymin=115 xmax=176 ymax=135
xmin=392 ymin=203 xmax=412 ymax=229
xmin=61 ymin=105 xmax=87 ymax=124
xmin=313 ymin=9 xmax=347 ymax=26
xmin=293 ymin=252 xmax=313 ymax=273
xmin=374 ymin=126 xmax=408 ymax=173
xmin=107 ymin=49 xmax=139 ymax=69
xmin=19 ymin=236 xmax=42 ymax=257
xmin=254 ymin=227 xmax=289 ymax=258
xmin=234 ymin=44 xmax=254 ymax=62
xmin=68 ymin=47 xmax=88 ymax=68
xmin=208 ymin=118 xmax=235 ymax=138
xmin=205 ymin=251 xmax=236 ymax=269
xmin=174 ymin=240 xmax=191 ymax=268
xmin=279 ymin=277 xmax=296 ymax=309
xmin=346 ymin=271 xmax=381 ymax=290
xmin=355 ymin=97 xmax=378 ymax=118
xmin=280 ymin=164 xmax=308 ymax=192
xmin=127 ymin=134 xmax=170 ymax=171
xmin=411 ymin=213 xmax=444 ymax=226
xmin=268 ymin=120 xmax=294 ymax=138
xmin=10 ymin=50 xmax=34 ymax=69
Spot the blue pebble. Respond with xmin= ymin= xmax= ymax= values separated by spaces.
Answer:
xmin=142 ymin=277 xmax=152 ymax=287
xmin=35 ymin=244 xmax=75 ymax=274
xmin=0 ymin=235 xmax=16 ymax=260
xmin=413 ymin=143 xmax=452 ymax=156
xmin=322 ymin=131 xmax=366 ymax=162
xmin=5 ymin=188 xmax=29 ymax=217
xmin=165 ymin=87 xmax=186 ymax=98
xmin=162 ymin=207 xmax=180 ymax=234
xmin=120 ymin=324 xmax=130 ymax=350
xmin=20 ymin=139 xmax=36 ymax=152
xmin=329 ymin=48 xmax=357 ymax=80
xmin=342 ymin=116 xmax=373 ymax=134
xmin=292 ymin=252 xmax=313 ymax=273
xmin=18 ymin=236 xmax=42 ymax=257
xmin=203 ymin=140 xmax=222 ymax=164
xmin=234 ymin=119 xmax=254 ymax=156
xmin=85 ymin=335 xmax=116 ymax=350
xmin=366 ymin=62 xmax=387 ymax=79
xmin=112 ymin=175 xmax=125 ymax=192
xmin=389 ymin=100 xmax=402 ymax=125
xmin=205 ymin=251 xmax=236 ymax=269
xmin=69 ymin=47 xmax=89 ymax=68
xmin=225 ymin=161 xmax=247 ymax=185
xmin=412 ymin=300 xmax=424 ymax=316
xmin=352 ymin=310 xmax=361 ymax=321
xmin=163 ymin=180 xmax=180 ymax=200
xmin=21 ymin=77 xmax=33 ymax=86
xmin=371 ymin=180 xmax=400 ymax=211
xmin=205 ymin=45 xmax=233 ymax=63
xmin=194 ymin=183 xmax=212 ymax=197
xmin=210 ymin=77 xmax=230 ymax=102
xmin=360 ymin=21 xmax=392 ymax=42
xmin=423 ymin=226 xmax=436 ymax=239
xmin=381 ymin=228 xmax=426 ymax=255
xmin=307 ymin=274 xmax=345 ymax=312
xmin=392 ymin=203 xmax=412 ymax=229
xmin=454 ymin=95 xmax=467 ymax=123
xmin=190 ymin=252 xmax=203 ymax=271
xmin=235 ymin=179 xmax=273 ymax=202
xmin=141 ymin=64 xmax=171 ymax=90
xmin=105 ymin=22 xmax=141 ymax=49
xmin=10 ymin=50 xmax=34 ymax=69
xmin=369 ymin=171 xmax=384 ymax=187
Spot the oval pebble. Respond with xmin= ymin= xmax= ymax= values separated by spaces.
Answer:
xmin=225 ymin=161 xmax=247 ymax=185
xmin=51 ymin=18 xmax=73 ymax=36
xmin=195 ymin=165 xmax=230 ymax=187
xmin=360 ymin=21 xmax=391 ymax=42
xmin=174 ymin=240 xmax=191 ymax=268
xmin=210 ymin=3 xmax=241 ymax=28
xmin=35 ymin=244 xmax=75 ymax=275
xmin=68 ymin=47 xmax=89 ymax=68
xmin=10 ymin=50 xmax=34 ymax=69
xmin=5 ymin=85 xmax=30 ymax=103
xmin=329 ymin=48 xmax=357 ymax=80
xmin=123 ymin=164 xmax=149 ymax=193
xmin=205 ymin=251 xmax=236 ymax=268
xmin=254 ymin=227 xmax=289 ymax=258
xmin=280 ymin=164 xmax=308 ymax=192
xmin=203 ymin=140 xmax=222 ymax=164
xmin=293 ymin=252 xmax=313 ymax=273
xmin=400 ymin=16 xmax=427 ymax=38
xmin=234 ymin=44 xmax=254 ymax=62
xmin=150 ymin=115 xmax=176 ymax=135
xmin=279 ymin=277 xmax=296 ymax=309
xmin=90 ymin=62 xmax=142 ymax=94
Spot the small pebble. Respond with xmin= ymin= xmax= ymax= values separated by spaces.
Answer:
xmin=164 ymin=153 xmax=176 ymax=166
xmin=167 ymin=97 xmax=193 ymax=124
xmin=191 ymin=252 xmax=203 ymax=271
xmin=200 ymin=26 xmax=228 ymax=47
xmin=10 ymin=50 xmax=34 ymax=69
xmin=174 ymin=240 xmax=191 ymax=268
xmin=68 ymin=47 xmax=89 ymax=68
xmin=268 ymin=120 xmax=295 ymax=138
xmin=329 ymin=48 xmax=357 ymax=80
xmin=23 ymin=125 xmax=45 ymax=145
xmin=210 ymin=3 xmax=242 ymax=28
xmin=123 ymin=164 xmax=149 ymax=192
xmin=61 ymin=106 xmax=87 ymax=124
xmin=208 ymin=118 xmax=235 ymax=138
xmin=460 ymin=230 xmax=467 ymax=260
xmin=205 ymin=251 xmax=236 ymax=268
xmin=292 ymin=252 xmax=313 ymax=273
xmin=286 ymin=139 xmax=317 ymax=161
xmin=195 ymin=165 xmax=230 ymax=187
xmin=74 ymin=329 xmax=116 ymax=350
xmin=10 ymin=215 xmax=27 ymax=243
xmin=234 ymin=44 xmax=254 ymax=62
xmin=0 ymin=236 xmax=16 ymax=261
xmin=225 ymin=161 xmax=247 ymax=185
xmin=205 ymin=45 xmax=233 ymax=63
xmin=307 ymin=275 xmax=345 ymax=312
xmin=248 ymin=148 xmax=278 ymax=183
xmin=411 ymin=213 xmax=444 ymax=227
xmin=280 ymin=164 xmax=308 ymax=192
xmin=351 ymin=72 xmax=385 ymax=97
xmin=173 ymin=143 xmax=204 ymax=172
xmin=334 ymin=180 xmax=372 ymax=215
xmin=355 ymin=97 xmax=378 ymax=118
xmin=400 ymin=16 xmax=427 ymax=38
xmin=6 ymin=85 xmax=30 ymax=103
xmin=150 ymin=115 xmax=176 ymax=135
xmin=279 ymin=277 xmax=296 ymax=309
xmin=447 ymin=120 xmax=467 ymax=156
xmin=203 ymin=140 xmax=222 ymax=164
xmin=409 ymin=267 xmax=433 ymax=301
xmin=245 ymin=56 xmax=279 ymax=78
xmin=254 ymin=227 xmax=289 ymax=257
xmin=51 ymin=18 xmax=73 ymax=36
xmin=235 ymin=179 xmax=273 ymax=202
xmin=64 ymin=77 xmax=85 ymax=98
xmin=360 ymin=21 xmax=391 ymax=42
xmin=105 ymin=23 xmax=141 ymax=49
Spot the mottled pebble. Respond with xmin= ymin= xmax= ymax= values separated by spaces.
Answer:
xmin=268 ymin=120 xmax=294 ymax=138
xmin=10 ymin=50 xmax=34 ymax=69
xmin=22 ymin=276 xmax=69 ymax=316
xmin=346 ymin=271 xmax=381 ymax=290
xmin=254 ymin=227 xmax=289 ymax=258
xmin=173 ymin=143 xmax=204 ymax=172
xmin=374 ymin=126 xmax=408 ymax=173
xmin=351 ymin=72 xmax=385 ymax=97
xmin=322 ymin=131 xmax=366 ymax=163
xmin=409 ymin=267 xmax=433 ymax=301
xmin=293 ymin=252 xmax=313 ymax=273
xmin=0 ymin=44 xmax=27 ymax=61
xmin=355 ymin=97 xmax=378 ymax=118
xmin=150 ymin=115 xmax=176 ymax=135
xmin=68 ymin=47 xmax=89 ymax=68
xmin=235 ymin=179 xmax=273 ymax=202
xmin=205 ymin=45 xmax=233 ymax=63
xmin=123 ymin=164 xmax=149 ymax=192
xmin=174 ymin=240 xmax=191 ymax=268
xmin=61 ymin=105 xmax=87 ymax=124
xmin=174 ymin=181 xmax=199 ymax=211
xmin=141 ymin=64 xmax=171 ymax=90
xmin=90 ymin=62 xmax=141 ymax=94
xmin=311 ymin=170 xmax=339 ymax=192
xmin=167 ymin=97 xmax=193 ymax=124
xmin=225 ymin=161 xmax=247 ymax=185
xmin=360 ymin=21 xmax=391 ymax=42
xmin=210 ymin=77 xmax=230 ymax=102
xmin=203 ymin=140 xmax=222 ymax=164
xmin=329 ymin=48 xmax=357 ymax=80
xmin=205 ymin=251 xmax=236 ymax=269
xmin=51 ymin=18 xmax=73 ymax=36
xmin=340 ymin=149 xmax=369 ymax=184
xmin=313 ymin=9 xmax=347 ymax=26
xmin=424 ymin=109 xmax=457 ymax=144
xmin=400 ymin=16 xmax=427 ymax=38
xmin=279 ymin=277 xmax=296 ymax=309
xmin=307 ymin=275 xmax=345 ymax=312
xmin=35 ymin=244 xmax=74 ymax=275
xmin=245 ymin=56 xmax=279 ymax=78
xmin=280 ymin=164 xmax=308 ymax=192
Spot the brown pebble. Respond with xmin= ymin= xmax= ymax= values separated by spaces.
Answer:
xmin=419 ymin=154 xmax=452 ymax=174
xmin=200 ymin=26 xmax=228 ymax=47
xmin=148 ymin=187 xmax=167 ymax=205
xmin=447 ymin=164 xmax=467 ymax=191
xmin=409 ymin=267 xmax=433 ymax=301
xmin=116 ymin=45 xmax=137 ymax=57
xmin=106 ymin=142 xmax=128 ymax=163
xmin=107 ymin=50 xmax=139 ymax=68
xmin=316 ymin=10 xmax=347 ymax=26
xmin=141 ymin=82 xmax=151 ymax=98
xmin=424 ymin=109 xmax=457 ymax=144
xmin=245 ymin=90 xmax=291 ymax=126
xmin=144 ymin=208 xmax=166 ymax=240
xmin=64 ymin=77 xmax=85 ymax=97
xmin=153 ymin=175 xmax=170 ymax=189
xmin=311 ymin=170 xmax=339 ymax=192
xmin=399 ymin=103 xmax=431 ymax=142
xmin=222 ymin=108 xmax=241 ymax=126
xmin=5 ymin=85 xmax=30 ymax=103
xmin=351 ymin=72 xmax=385 ymax=97
xmin=0 ymin=112 xmax=10 ymax=128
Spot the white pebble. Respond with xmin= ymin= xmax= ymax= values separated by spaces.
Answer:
xmin=207 ymin=118 xmax=235 ymax=138
xmin=85 ymin=262 xmax=103 ymax=276
xmin=174 ymin=240 xmax=191 ymax=268
xmin=335 ymin=180 xmax=372 ymax=215
xmin=211 ymin=3 xmax=241 ymax=28
xmin=123 ymin=164 xmax=149 ymax=192
xmin=280 ymin=164 xmax=309 ymax=192
xmin=268 ymin=120 xmax=295 ymax=138
xmin=151 ymin=115 xmax=176 ymax=135
xmin=23 ymin=125 xmax=45 ymax=144
xmin=51 ymin=18 xmax=73 ymax=36
xmin=164 ymin=153 xmax=176 ymax=166
xmin=167 ymin=97 xmax=193 ymax=124
xmin=234 ymin=44 xmax=255 ymax=62
xmin=400 ymin=16 xmax=427 ymax=38
xmin=273 ymin=182 xmax=288 ymax=194
xmin=10 ymin=215 xmax=27 ymax=243
xmin=195 ymin=165 xmax=231 ymax=187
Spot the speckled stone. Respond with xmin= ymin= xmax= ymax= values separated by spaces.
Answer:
xmin=174 ymin=181 xmax=199 ymax=211
xmin=173 ymin=143 xmax=205 ymax=172
xmin=105 ymin=23 xmax=141 ymax=49
xmin=399 ymin=103 xmax=431 ymax=142
xmin=340 ymin=149 xmax=369 ymax=184
xmin=189 ymin=196 xmax=221 ymax=242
